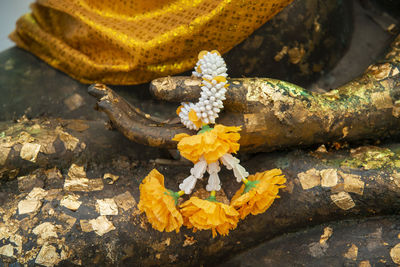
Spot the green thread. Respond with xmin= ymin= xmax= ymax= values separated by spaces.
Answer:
xmin=164 ymin=189 xmax=181 ymax=205
xmin=198 ymin=125 xmax=213 ymax=134
xmin=243 ymin=180 xmax=259 ymax=194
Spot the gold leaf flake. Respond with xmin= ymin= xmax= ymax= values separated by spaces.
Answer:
xmin=60 ymin=194 xmax=82 ymax=211
xmin=18 ymin=199 xmax=42 ymax=214
xmin=316 ymin=145 xmax=327 ymax=153
xmin=79 ymin=220 xmax=93 ymax=232
xmin=330 ymin=192 xmax=355 ymax=210
xmin=44 ymin=189 xmax=62 ymax=201
xmin=288 ymin=45 xmax=305 ymax=64
xmin=57 ymin=213 xmax=77 ymax=234
xmin=35 ymin=245 xmax=61 ymax=267
xmin=114 ymin=191 xmax=137 ymax=211
xmin=45 ymin=167 xmax=62 ymax=179
xmin=371 ymin=91 xmax=393 ymax=110
xmin=340 ymin=172 xmax=365 ymax=195
xmin=33 ymin=222 xmax=58 ymax=245
xmin=343 ymin=244 xmax=358 ymax=261
xmin=64 ymin=164 xmax=103 ymax=191
xmin=0 ymin=146 xmax=11 ymax=165
xmin=67 ymin=164 xmax=86 ymax=179
xmin=0 ymin=244 xmax=15 ymax=257
xmin=319 ymin=227 xmax=333 ymax=244
xmin=9 ymin=234 xmax=22 ymax=253
xmin=298 ymin=168 xmax=321 ymax=190
xmin=20 ymin=143 xmax=41 ymax=162
xmin=16 ymin=131 xmax=34 ymax=143
xmin=320 ymin=169 xmax=338 ymax=187
xmin=96 ymin=198 xmax=119 ymax=216
xmin=64 ymin=178 xmax=104 ymax=192
xmin=391 ymin=171 xmax=400 ymax=187
xmin=391 ymin=243 xmax=400 ymax=264
xmin=151 ymin=238 xmax=171 ymax=252
xmin=358 ymin=260 xmax=371 ymax=267
xmin=103 ymin=173 xmax=119 ymax=184
xmin=37 ymin=133 xmax=57 ymax=154
xmin=57 ymin=127 xmax=79 ymax=151
xmin=183 ymin=235 xmax=197 ymax=247
xmin=342 ymin=127 xmax=349 ymax=138
xmin=27 ymin=187 xmax=47 ymax=200
xmin=89 ymin=216 xmax=115 ymax=236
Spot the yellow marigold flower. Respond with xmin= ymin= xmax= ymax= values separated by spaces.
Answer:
xmin=138 ymin=169 xmax=183 ymax=233
xmin=231 ymin=169 xmax=286 ymax=219
xmin=180 ymin=196 xmax=240 ymax=238
xmin=172 ymin=124 xmax=241 ymax=164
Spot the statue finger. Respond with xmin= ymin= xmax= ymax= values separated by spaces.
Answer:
xmin=88 ymin=84 xmax=191 ymax=148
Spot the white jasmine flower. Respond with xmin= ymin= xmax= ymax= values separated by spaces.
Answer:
xmin=206 ymin=161 xmax=222 ymax=191
xmin=220 ymin=153 xmax=249 ymax=183
xmin=178 ymin=157 xmax=207 ymax=194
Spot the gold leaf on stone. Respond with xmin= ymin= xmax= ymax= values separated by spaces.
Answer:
xmin=0 ymin=146 xmax=11 ymax=165
xmin=20 ymin=143 xmax=41 ymax=162
xmin=298 ymin=168 xmax=321 ymax=190
xmin=27 ymin=187 xmax=47 ymax=200
xmin=103 ymin=173 xmax=119 ymax=184
xmin=67 ymin=164 xmax=86 ymax=179
xmin=343 ymin=244 xmax=358 ymax=261
xmin=390 ymin=243 xmax=400 ymax=265
xmin=319 ymin=227 xmax=333 ymax=244
xmin=45 ymin=167 xmax=62 ymax=179
xmin=37 ymin=133 xmax=57 ymax=155
xmin=80 ymin=220 xmax=93 ymax=232
xmin=57 ymin=213 xmax=77 ymax=235
xmin=340 ymin=172 xmax=365 ymax=195
xmin=89 ymin=216 xmax=115 ymax=236
xmin=33 ymin=222 xmax=58 ymax=245
xmin=320 ymin=169 xmax=338 ymax=187
xmin=114 ymin=191 xmax=137 ymax=211
xmin=9 ymin=234 xmax=23 ymax=254
xmin=0 ymin=244 xmax=15 ymax=257
xmin=183 ymin=235 xmax=197 ymax=247
xmin=16 ymin=131 xmax=34 ymax=144
xmin=64 ymin=178 xmax=104 ymax=192
xmin=60 ymin=194 xmax=82 ymax=211
xmin=56 ymin=127 xmax=79 ymax=151
xmin=358 ymin=260 xmax=371 ymax=267
xmin=330 ymin=192 xmax=355 ymax=210
xmin=18 ymin=199 xmax=42 ymax=215
xmin=96 ymin=198 xmax=119 ymax=216
xmin=371 ymin=91 xmax=393 ymax=110
xmin=35 ymin=245 xmax=61 ymax=267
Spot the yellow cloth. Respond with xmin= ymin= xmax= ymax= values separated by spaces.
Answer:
xmin=10 ymin=0 xmax=292 ymax=85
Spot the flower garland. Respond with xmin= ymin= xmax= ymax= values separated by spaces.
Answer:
xmin=139 ymin=50 xmax=286 ymax=237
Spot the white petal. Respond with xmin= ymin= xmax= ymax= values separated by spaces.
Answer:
xmin=206 ymin=172 xmax=221 ymax=191
xmin=233 ymin=164 xmax=249 ymax=183
xmin=207 ymin=161 xmax=221 ymax=174
xmin=179 ymin=175 xmax=197 ymax=195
